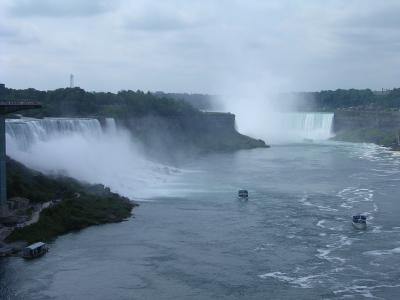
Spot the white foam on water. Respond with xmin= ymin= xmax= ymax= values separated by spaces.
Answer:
xmin=369 ymin=261 xmax=381 ymax=267
xmin=316 ymin=235 xmax=357 ymax=264
xmin=337 ymin=187 xmax=374 ymax=205
xmin=334 ymin=283 xmax=400 ymax=299
xmin=254 ymin=243 xmax=273 ymax=251
xmin=333 ymin=285 xmax=375 ymax=298
xmin=299 ymin=195 xmax=338 ymax=212
xmin=337 ymin=187 xmax=378 ymax=226
xmin=364 ymin=247 xmax=400 ymax=256
xmin=339 ymin=236 xmax=353 ymax=246
xmin=340 ymin=202 xmax=353 ymax=209
xmin=371 ymin=226 xmax=382 ymax=233
xmin=316 ymin=248 xmax=346 ymax=263
xmin=258 ymin=272 xmax=324 ymax=289
xmin=350 ymin=143 xmax=393 ymax=164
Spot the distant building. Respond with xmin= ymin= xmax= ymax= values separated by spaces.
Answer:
xmin=373 ymin=88 xmax=391 ymax=96
xmin=69 ymin=74 xmax=74 ymax=88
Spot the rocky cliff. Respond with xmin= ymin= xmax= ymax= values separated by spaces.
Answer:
xmin=332 ymin=109 xmax=400 ymax=147
xmin=114 ymin=112 xmax=267 ymax=162
xmin=333 ymin=110 xmax=400 ymax=132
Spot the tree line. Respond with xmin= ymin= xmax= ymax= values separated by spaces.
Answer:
xmin=300 ymin=88 xmax=400 ymax=111
xmin=0 ymin=85 xmax=199 ymax=118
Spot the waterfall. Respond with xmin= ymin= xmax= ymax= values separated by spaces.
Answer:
xmin=5 ymin=117 xmax=180 ymax=199
xmin=286 ymin=112 xmax=334 ymax=141
xmin=235 ymin=110 xmax=334 ymax=144
xmin=6 ymin=118 xmax=103 ymax=150
xmin=104 ymin=118 xmax=117 ymax=134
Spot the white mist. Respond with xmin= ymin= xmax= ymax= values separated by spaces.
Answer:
xmin=6 ymin=118 xmax=180 ymax=199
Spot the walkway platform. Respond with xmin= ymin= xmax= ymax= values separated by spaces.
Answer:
xmin=0 ymin=101 xmax=42 ymax=115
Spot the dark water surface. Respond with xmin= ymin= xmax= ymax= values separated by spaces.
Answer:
xmin=1 ymin=142 xmax=400 ymax=299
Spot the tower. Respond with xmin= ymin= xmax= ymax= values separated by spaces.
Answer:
xmin=69 ymin=74 xmax=74 ymax=88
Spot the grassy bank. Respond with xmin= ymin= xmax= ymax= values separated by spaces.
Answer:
xmin=7 ymin=195 xmax=134 ymax=244
xmin=5 ymin=158 xmax=137 ymax=244
xmin=333 ymin=129 xmax=398 ymax=148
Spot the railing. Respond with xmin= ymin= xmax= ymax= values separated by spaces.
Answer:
xmin=0 ymin=101 xmax=42 ymax=106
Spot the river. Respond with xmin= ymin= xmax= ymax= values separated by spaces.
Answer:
xmin=1 ymin=141 xmax=400 ymax=299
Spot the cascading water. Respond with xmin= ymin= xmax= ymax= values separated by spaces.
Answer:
xmin=6 ymin=118 xmax=103 ymax=150
xmin=285 ymin=112 xmax=334 ymax=141
xmin=104 ymin=118 xmax=117 ymax=134
xmin=261 ymin=112 xmax=334 ymax=143
xmin=234 ymin=108 xmax=335 ymax=144
xmin=6 ymin=117 xmax=180 ymax=199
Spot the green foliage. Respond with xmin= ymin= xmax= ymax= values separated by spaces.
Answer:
xmin=1 ymin=87 xmax=199 ymax=118
xmin=6 ymin=158 xmax=136 ymax=243
xmin=7 ymin=158 xmax=77 ymax=202
xmin=334 ymin=129 xmax=397 ymax=146
xmin=302 ymin=88 xmax=400 ymax=111
xmin=7 ymin=195 xmax=134 ymax=244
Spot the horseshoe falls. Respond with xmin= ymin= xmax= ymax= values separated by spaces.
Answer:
xmin=286 ymin=112 xmax=334 ymax=141
xmin=257 ymin=112 xmax=335 ymax=143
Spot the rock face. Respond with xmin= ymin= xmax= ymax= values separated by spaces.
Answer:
xmin=332 ymin=109 xmax=400 ymax=147
xmin=333 ymin=110 xmax=400 ymax=133
xmin=117 ymin=112 xmax=268 ymax=161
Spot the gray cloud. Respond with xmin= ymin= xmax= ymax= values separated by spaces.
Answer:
xmin=125 ymin=12 xmax=199 ymax=32
xmin=0 ymin=23 xmax=39 ymax=44
xmin=0 ymin=26 xmax=18 ymax=38
xmin=7 ymin=0 xmax=117 ymax=17
xmin=1 ymin=0 xmax=400 ymax=92
xmin=344 ymin=4 xmax=400 ymax=29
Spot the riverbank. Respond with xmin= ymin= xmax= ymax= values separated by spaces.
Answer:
xmin=0 ymin=158 xmax=137 ymax=257
xmin=332 ymin=129 xmax=399 ymax=151
xmin=331 ymin=109 xmax=400 ymax=151
xmin=6 ymin=194 xmax=135 ymax=244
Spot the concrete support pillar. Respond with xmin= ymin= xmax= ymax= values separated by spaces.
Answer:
xmin=0 ymin=116 xmax=7 ymax=217
xmin=0 ymin=102 xmax=42 ymax=218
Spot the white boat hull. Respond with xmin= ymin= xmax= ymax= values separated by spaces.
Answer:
xmin=352 ymin=222 xmax=367 ymax=230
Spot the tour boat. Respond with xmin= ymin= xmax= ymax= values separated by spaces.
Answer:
xmin=238 ymin=189 xmax=248 ymax=199
xmin=352 ymin=214 xmax=367 ymax=230
xmin=22 ymin=242 xmax=49 ymax=259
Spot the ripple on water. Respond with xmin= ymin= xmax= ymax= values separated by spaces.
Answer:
xmin=257 ymin=143 xmax=400 ymax=299
xmin=258 ymin=272 xmax=325 ymax=289
xmin=334 ymin=283 xmax=400 ymax=299
xmin=299 ymin=194 xmax=338 ymax=212
xmin=364 ymin=247 xmax=400 ymax=256
xmin=316 ymin=220 xmax=326 ymax=228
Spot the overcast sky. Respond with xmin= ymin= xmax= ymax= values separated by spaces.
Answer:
xmin=1 ymin=0 xmax=400 ymax=93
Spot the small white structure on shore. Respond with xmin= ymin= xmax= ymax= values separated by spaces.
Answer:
xmin=22 ymin=242 xmax=48 ymax=259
